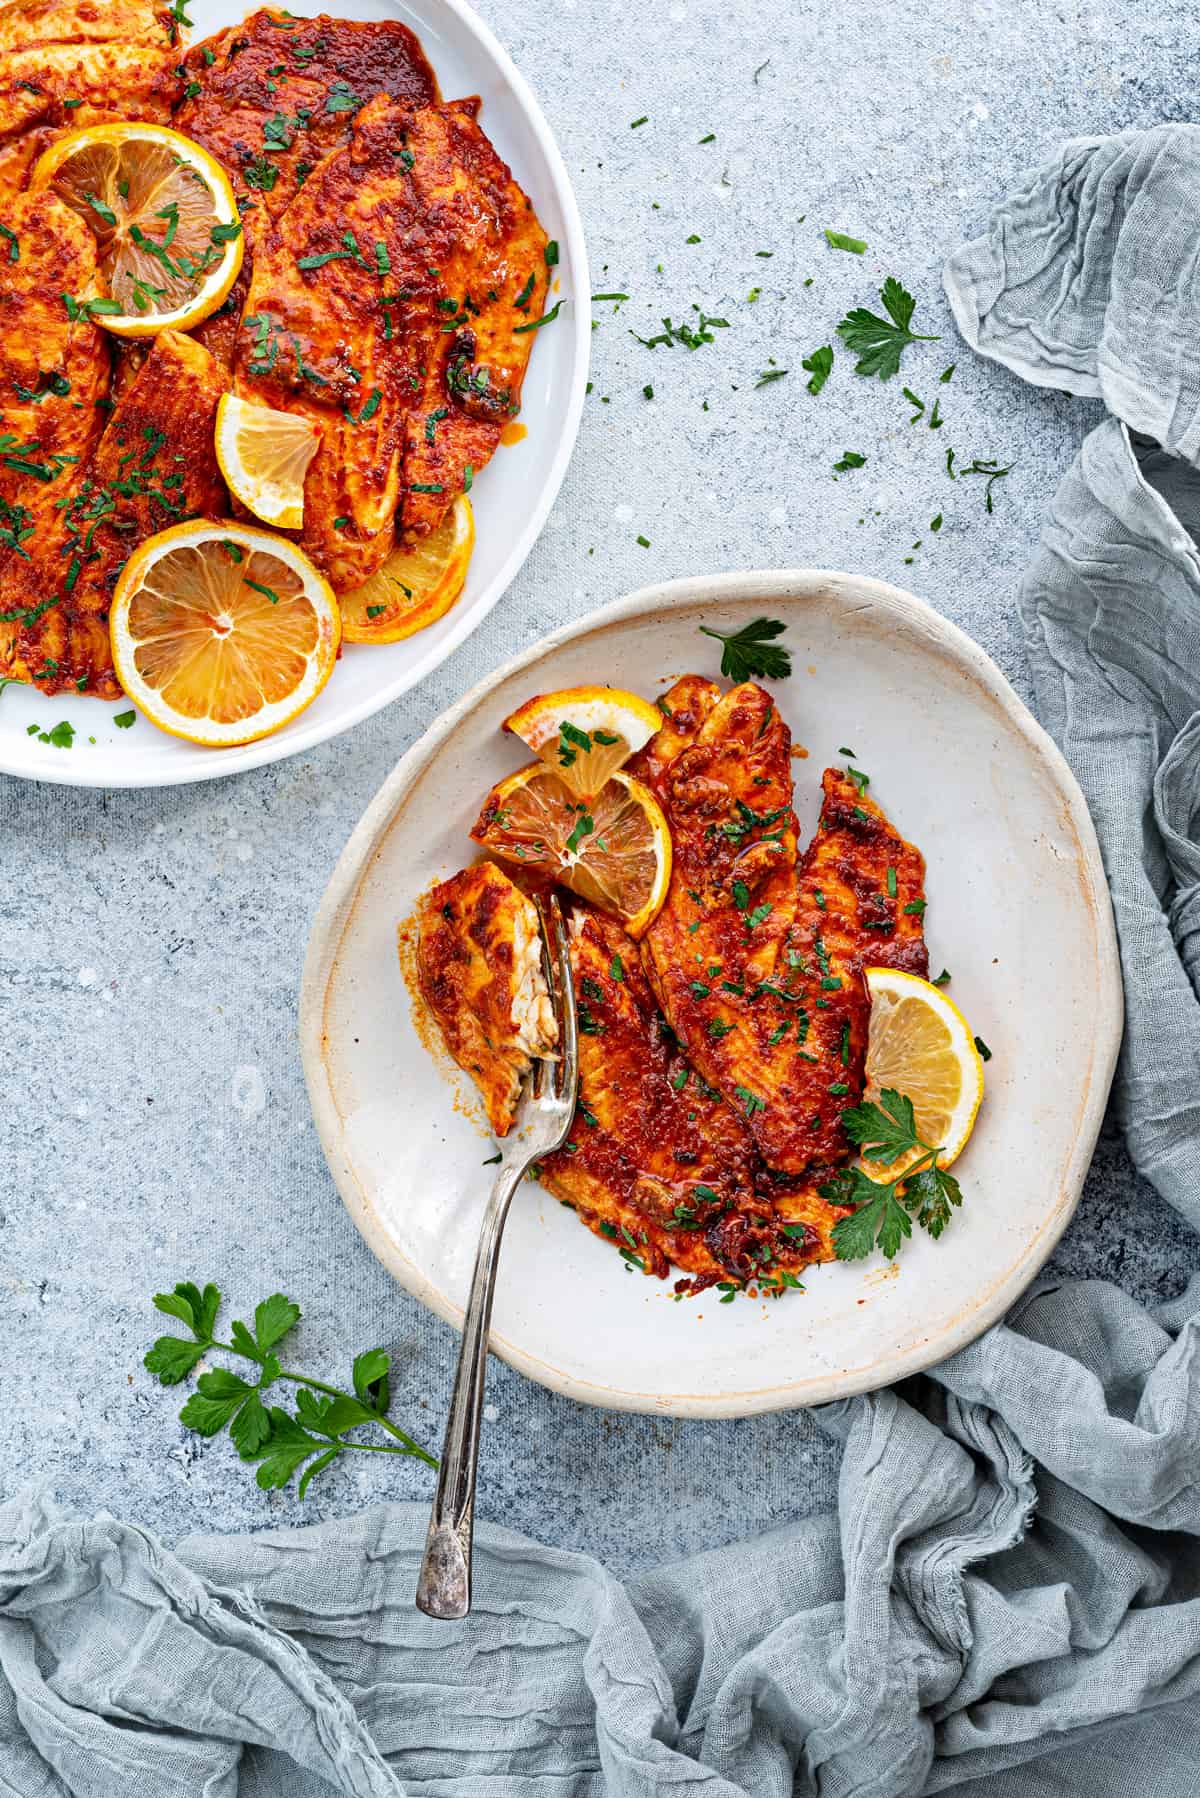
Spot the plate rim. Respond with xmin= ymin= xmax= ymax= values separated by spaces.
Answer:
xmin=300 ymin=567 xmax=1125 ymax=1416
xmin=0 ymin=0 xmax=590 ymax=791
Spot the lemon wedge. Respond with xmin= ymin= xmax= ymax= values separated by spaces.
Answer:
xmin=472 ymin=765 xmax=672 ymax=938
xmin=340 ymin=496 xmax=474 ymax=644
xmin=503 ymin=684 xmax=664 ymax=799
xmin=862 ymin=967 xmax=985 ymax=1173
xmin=215 ymin=395 xmax=322 ymax=531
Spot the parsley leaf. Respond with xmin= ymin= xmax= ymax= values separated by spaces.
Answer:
xmin=824 ymin=228 xmax=867 ymax=253
xmin=801 ymin=345 xmax=833 ymax=394
xmin=698 ymin=616 xmax=792 ymax=682
xmin=841 ymin=1088 xmax=920 ymax=1164
xmin=833 ymin=450 xmax=866 ymax=472
xmin=823 ymin=1087 xmax=968 ymax=1262
xmin=836 ymin=277 xmax=939 ymax=380
xmin=144 ymin=1281 xmax=436 ymax=1495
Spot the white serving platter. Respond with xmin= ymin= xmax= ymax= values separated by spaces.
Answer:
xmin=0 ymin=0 xmax=588 ymax=787
xmin=300 ymin=570 xmax=1123 ymax=1416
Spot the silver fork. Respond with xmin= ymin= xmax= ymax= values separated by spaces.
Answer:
xmin=415 ymin=893 xmax=579 ymax=1620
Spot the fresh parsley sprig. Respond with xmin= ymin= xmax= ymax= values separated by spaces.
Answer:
xmin=837 ymin=278 xmax=939 ymax=381
xmin=699 ymin=617 xmax=792 ymax=682
xmin=144 ymin=1282 xmax=437 ymax=1496
xmin=822 ymin=1089 xmax=963 ymax=1261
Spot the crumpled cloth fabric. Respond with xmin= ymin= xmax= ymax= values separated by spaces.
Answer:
xmin=4 ymin=124 xmax=1200 ymax=1797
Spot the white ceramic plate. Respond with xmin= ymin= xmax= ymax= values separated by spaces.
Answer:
xmin=0 ymin=0 xmax=588 ymax=789
xmin=301 ymin=571 xmax=1123 ymax=1417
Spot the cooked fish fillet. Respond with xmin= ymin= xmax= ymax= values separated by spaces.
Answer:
xmin=799 ymin=767 xmax=929 ymax=978
xmin=393 ymin=97 xmax=550 ymax=539
xmin=0 ymin=0 xmax=174 ymax=139
xmin=234 ymin=95 xmax=549 ymax=587
xmin=63 ymin=331 xmax=228 ymax=677
xmin=176 ymin=9 xmax=438 ymax=378
xmin=0 ymin=0 xmax=168 ymax=52
xmin=173 ymin=9 xmax=438 ymax=252
xmin=0 ymin=189 xmax=111 ymax=692
xmin=635 ymin=679 xmax=870 ymax=1178
xmin=416 ymin=863 xmax=557 ymax=1138
xmin=538 ymin=907 xmax=812 ymax=1294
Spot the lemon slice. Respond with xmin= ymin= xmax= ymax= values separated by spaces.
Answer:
xmin=31 ymin=123 xmax=244 ymax=337
xmin=109 ymin=520 xmax=340 ymax=748
xmin=503 ymin=684 xmax=664 ymax=799
xmin=215 ymin=395 xmax=322 ymax=531
xmin=863 ymin=967 xmax=985 ymax=1174
xmin=340 ymin=496 xmax=474 ymax=644
xmin=472 ymin=765 xmax=671 ymax=938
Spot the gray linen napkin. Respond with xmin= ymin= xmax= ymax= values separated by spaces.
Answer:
xmin=4 ymin=125 xmax=1200 ymax=1797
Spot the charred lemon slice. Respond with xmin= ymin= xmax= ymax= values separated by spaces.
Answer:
xmin=862 ymin=968 xmax=985 ymax=1173
xmin=339 ymin=496 xmax=474 ymax=644
xmin=503 ymin=684 xmax=663 ymax=799
xmin=31 ymin=123 xmax=244 ymax=337
xmin=472 ymin=765 xmax=671 ymax=938
xmin=109 ymin=521 xmax=340 ymax=747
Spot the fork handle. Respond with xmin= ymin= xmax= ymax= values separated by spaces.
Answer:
xmin=415 ymin=1159 xmax=524 ymax=1619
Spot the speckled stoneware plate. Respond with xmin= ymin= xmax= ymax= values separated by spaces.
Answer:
xmin=0 ymin=0 xmax=588 ymax=789
xmin=300 ymin=570 xmax=1123 ymax=1417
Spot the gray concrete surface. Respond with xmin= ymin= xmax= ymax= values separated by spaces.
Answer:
xmin=2 ymin=0 xmax=1197 ymax=1575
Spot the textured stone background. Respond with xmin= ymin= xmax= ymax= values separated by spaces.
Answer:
xmin=2 ymin=0 xmax=1198 ymax=1575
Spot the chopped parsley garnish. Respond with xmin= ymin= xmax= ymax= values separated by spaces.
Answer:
xmin=824 ymin=228 xmax=867 ymax=253
xmin=755 ymin=367 xmax=787 ymax=388
xmin=344 ymin=388 xmax=382 ymax=426
xmin=903 ymin=898 xmax=926 ymax=917
xmin=833 ymin=450 xmax=866 ymax=472
xmin=931 ymin=968 xmax=951 ymax=986
xmin=974 ymin=1036 xmax=992 ymax=1061
xmin=836 ymin=277 xmax=939 ymax=380
xmin=513 ymin=298 xmax=565 ymax=334
xmin=246 ymin=578 xmax=280 ymax=605
xmin=631 ymin=306 xmax=729 ymax=351
xmin=326 ymin=80 xmax=361 ymax=113
xmin=630 ymin=115 xmax=649 ymax=128
xmin=801 ymin=345 xmax=833 ymax=394
xmin=0 ymin=224 xmax=18 ymax=263
xmin=113 ymin=710 xmax=136 ymax=729
xmin=243 ymin=155 xmax=279 ymax=192
xmin=957 ymin=457 xmax=1013 ymax=512
xmin=565 ymin=811 xmax=594 ymax=856
xmin=734 ymin=1086 xmax=765 ymax=1117
xmin=698 ymin=616 xmax=791 ymax=681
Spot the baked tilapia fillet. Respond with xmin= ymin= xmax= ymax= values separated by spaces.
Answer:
xmin=415 ymin=863 xmax=557 ymax=1138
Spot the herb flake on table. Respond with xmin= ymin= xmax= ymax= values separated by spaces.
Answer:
xmin=825 ymin=229 xmax=867 ymax=253
xmin=699 ymin=617 xmax=792 ymax=681
xmin=837 ymin=277 xmax=939 ymax=380
xmin=802 ymin=345 xmax=833 ymax=394
xmin=145 ymin=1282 xmax=436 ymax=1495
xmin=833 ymin=450 xmax=866 ymax=472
